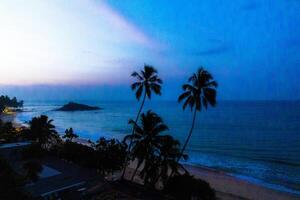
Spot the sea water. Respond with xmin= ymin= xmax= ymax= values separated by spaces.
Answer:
xmin=15 ymin=100 xmax=300 ymax=195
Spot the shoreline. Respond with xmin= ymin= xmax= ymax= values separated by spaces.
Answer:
xmin=184 ymin=163 xmax=300 ymax=196
xmin=0 ymin=112 xmax=23 ymax=128
xmin=183 ymin=164 xmax=300 ymax=200
xmin=2 ymin=114 xmax=300 ymax=200
xmin=124 ymin=160 xmax=300 ymax=200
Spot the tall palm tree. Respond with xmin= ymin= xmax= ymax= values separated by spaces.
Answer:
xmin=28 ymin=115 xmax=59 ymax=147
xmin=177 ymin=67 xmax=217 ymax=162
xmin=122 ymin=65 xmax=163 ymax=179
xmin=124 ymin=110 xmax=168 ymax=181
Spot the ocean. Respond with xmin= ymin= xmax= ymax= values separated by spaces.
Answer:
xmin=15 ymin=100 xmax=300 ymax=195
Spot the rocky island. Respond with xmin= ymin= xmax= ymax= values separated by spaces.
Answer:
xmin=56 ymin=102 xmax=101 ymax=111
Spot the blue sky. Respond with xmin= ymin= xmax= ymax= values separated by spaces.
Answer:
xmin=0 ymin=0 xmax=299 ymax=100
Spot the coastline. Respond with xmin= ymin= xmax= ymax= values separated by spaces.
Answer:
xmin=124 ymin=160 xmax=299 ymax=200
xmin=0 ymin=112 xmax=23 ymax=128
xmin=184 ymin=164 xmax=300 ymax=200
xmin=3 ymin=114 xmax=299 ymax=200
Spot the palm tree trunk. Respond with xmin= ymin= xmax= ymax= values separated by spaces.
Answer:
xmin=169 ymin=108 xmax=197 ymax=179
xmin=178 ymin=108 xmax=197 ymax=162
xmin=121 ymin=93 xmax=147 ymax=179
xmin=130 ymin=161 xmax=141 ymax=181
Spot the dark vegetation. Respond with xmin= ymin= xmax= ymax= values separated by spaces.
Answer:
xmin=56 ymin=102 xmax=101 ymax=111
xmin=63 ymin=127 xmax=78 ymax=141
xmin=0 ymin=65 xmax=217 ymax=199
xmin=0 ymin=95 xmax=23 ymax=113
xmin=165 ymin=174 xmax=216 ymax=200
xmin=0 ymin=120 xmax=19 ymax=142
xmin=0 ymin=155 xmax=31 ymax=200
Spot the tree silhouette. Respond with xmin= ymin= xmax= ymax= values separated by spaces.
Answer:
xmin=28 ymin=115 xmax=59 ymax=148
xmin=165 ymin=173 xmax=216 ymax=200
xmin=0 ymin=95 xmax=23 ymax=110
xmin=177 ymin=67 xmax=217 ymax=162
xmin=122 ymin=64 xmax=163 ymax=179
xmin=124 ymin=110 xmax=168 ymax=182
xmin=63 ymin=128 xmax=78 ymax=142
xmin=156 ymin=135 xmax=187 ymax=186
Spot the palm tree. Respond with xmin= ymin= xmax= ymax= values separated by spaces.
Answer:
xmin=124 ymin=110 xmax=168 ymax=182
xmin=28 ymin=115 xmax=59 ymax=147
xmin=122 ymin=65 xmax=163 ymax=179
xmin=63 ymin=128 xmax=78 ymax=142
xmin=177 ymin=67 xmax=217 ymax=162
xmin=156 ymin=135 xmax=187 ymax=185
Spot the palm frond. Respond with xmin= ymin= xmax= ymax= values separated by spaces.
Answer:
xmin=203 ymin=87 xmax=217 ymax=106
xmin=182 ymin=84 xmax=194 ymax=91
xmin=145 ymin=86 xmax=151 ymax=99
xmin=131 ymin=71 xmax=143 ymax=81
xmin=135 ymin=85 xmax=143 ymax=100
xmin=178 ymin=91 xmax=191 ymax=103
xmin=205 ymin=80 xmax=218 ymax=88
xmin=150 ymin=83 xmax=162 ymax=95
xmin=182 ymin=96 xmax=192 ymax=110
xmin=131 ymin=82 xmax=142 ymax=90
xmin=152 ymin=124 xmax=169 ymax=134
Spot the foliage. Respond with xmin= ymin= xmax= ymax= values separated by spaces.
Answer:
xmin=57 ymin=138 xmax=127 ymax=175
xmin=0 ymin=155 xmax=31 ymax=200
xmin=21 ymin=143 xmax=46 ymax=160
xmin=95 ymin=137 xmax=127 ymax=174
xmin=58 ymin=141 xmax=96 ymax=167
xmin=0 ymin=120 xmax=19 ymax=142
xmin=63 ymin=127 xmax=78 ymax=141
xmin=26 ymin=115 xmax=60 ymax=147
xmin=165 ymin=173 xmax=216 ymax=200
xmin=178 ymin=67 xmax=217 ymax=111
xmin=0 ymin=95 xmax=23 ymax=111
xmin=124 ymin=110 xmax=184 ymax=187
xmin=0 ymin=104 xmax=4 ymax=113
xmin=131 ymin=64 xmax=163 ymax=100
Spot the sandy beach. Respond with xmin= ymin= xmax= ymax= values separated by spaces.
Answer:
xmin=123 ymin=161 xmax=300 ymax=200
xmin=185 ymin=164 xmax=299 ymax=200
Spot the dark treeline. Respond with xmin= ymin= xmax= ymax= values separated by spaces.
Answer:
xmin=0 ymin=95 xmax=23 ymax=112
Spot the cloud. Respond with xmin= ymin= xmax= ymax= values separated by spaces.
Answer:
xmin=90 ymin=1 xmax=158 ymax=49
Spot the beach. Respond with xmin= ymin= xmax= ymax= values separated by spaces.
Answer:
xmin=123 ymin=162 xmax=300 ymax=200
xmin=185 ymin=165 xmax=299 ymax=200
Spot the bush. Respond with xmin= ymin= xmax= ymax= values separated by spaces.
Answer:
xmin=0 ymin=121 xmax=18 ymax=142
xmin=58 ymin=141 xmax=97 ymax=168
xmin=0 ymin=156 xmax=31 ymax=200
xmin=165 ymin=173 xmax=216 ymax=200
xmin=21 ymin=143 xmax=46 ymax=160
xmin=95 ymin=137 xmax=127 ymax=174
xmin=56 ymin=138 xmax=127 ymax=175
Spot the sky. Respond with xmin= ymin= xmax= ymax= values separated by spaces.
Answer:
xmin=0 ymin=0 xmax=299 ymax=100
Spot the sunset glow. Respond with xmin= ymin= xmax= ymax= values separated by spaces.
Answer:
xmin=0 ymin=0 xmax=299 ymax=99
